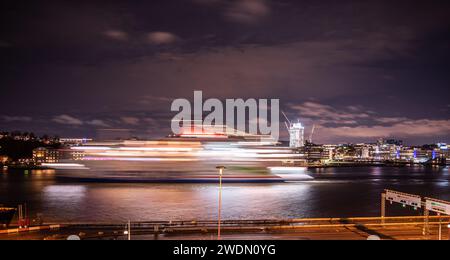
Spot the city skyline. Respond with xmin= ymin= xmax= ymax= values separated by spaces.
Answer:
xmin=1 ymin=0 xmax=450 ymax=144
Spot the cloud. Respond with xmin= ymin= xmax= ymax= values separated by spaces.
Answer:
xmin=192 ymin=0 xmax=270 ymax=25
xmin=121 ymin=117 xmax=140 ymax=125
xmin=374 ymin=117 xmax=408 ymax=124
xmin=103 ymin=30 xmax=129 ymax=41
xmin=86 ymin=119 xmax=110 ymax=127
xmin=286 ymin=101 xmax=450 ymax=143
xmin=138 ymin=95 xmax=174 ymax=106
xmin=290 ymin=102 xmax=370 ymax=123
xmin=105 ymin=32 xmax=415 ymax=100
xmin=321 ymin=119 xmax=450 ymax=140
xmin=225 ymin=0 xmax=271 ymax=25
xmin=2 ymin=116 xmax=32 ymax=122
xmin=147 ymin=32 xmax=179 ymax=45
xmin=52 ymin=115 xmax=83 ymax=126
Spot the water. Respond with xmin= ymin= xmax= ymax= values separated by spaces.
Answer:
xmin=0 ymin=166 xmax=449 ymax=223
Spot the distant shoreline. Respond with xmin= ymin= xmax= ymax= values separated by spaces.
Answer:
xmin=2 ymin=163 xmax=447 ymax=172
xmin=1 ymin=165 xmax=50 ymax=171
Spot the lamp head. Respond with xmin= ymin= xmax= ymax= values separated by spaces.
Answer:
xmin=216 ymin=166 xmax=226 ymax=175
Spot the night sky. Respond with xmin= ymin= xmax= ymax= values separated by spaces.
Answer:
xmin=1 ymin=0 xmax=450 ymax=144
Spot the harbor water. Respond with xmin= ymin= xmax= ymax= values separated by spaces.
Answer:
xmin=0 ymin=166 xmax=449 ymax=223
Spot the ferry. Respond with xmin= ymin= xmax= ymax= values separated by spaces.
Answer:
xmin=46 ymin=126 xmax=313 ymax=183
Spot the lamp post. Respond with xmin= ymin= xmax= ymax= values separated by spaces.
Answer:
xmin=216 ymin=166 xmax=226 ymax=240
xmin=124 ymin=220 xmax=131 ymax=240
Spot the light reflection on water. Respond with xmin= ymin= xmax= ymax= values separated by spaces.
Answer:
xmin=0 ymin=167 xmax=449 ymax=223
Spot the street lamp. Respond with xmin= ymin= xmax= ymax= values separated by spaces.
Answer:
xmin=124 ymin=220 xmax=131 ymax=240
xmin=216 ymin=166 xmax=226 ymax=240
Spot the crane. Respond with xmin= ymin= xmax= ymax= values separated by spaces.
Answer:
xmin=281 ymin=111 xmax=292 ymax=131
xmin=309 ymin=124 xmax=316 ymax=144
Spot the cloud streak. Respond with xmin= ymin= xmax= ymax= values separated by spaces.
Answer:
xmin=2 ymin=116 xmax=32 ymax=122
xmin=193 ymin=0 xmax=271 ymax=25
xmin=52 ymin=115 xmax=84 ymax=126
xmin=147 ymin=32 xmax=179 ymax=45
xmin=104 ymin=30 xmax=129 ymax=41
xmin=321 ymin=119 xmax=450 ymax=140
xmin=121 ymin=117 xmax=140 ymax=125
xmin=225 ymin=0 xmax=271 ymax=25
xmin=86 ymin=119 xmax=110 ymax=127
xmin=290 ymin=102 xmax=370 ymax=123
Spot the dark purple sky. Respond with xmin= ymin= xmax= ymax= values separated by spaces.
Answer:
xmin=1 ymin=0 xmax=449 ymax=144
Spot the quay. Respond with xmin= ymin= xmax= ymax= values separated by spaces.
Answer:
xmin=1 ymin=216 xmax=449 ymax=240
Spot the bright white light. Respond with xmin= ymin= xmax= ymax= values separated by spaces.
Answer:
xmin=71 ymin=146 xmax=112 ymax=151
xmin=268 ymin=167 xmax=308 ymax=173
xmin=268 ymin=167 xmax=313 ymax=181
xmin=42 ymin=163 xmax=89 ymax=170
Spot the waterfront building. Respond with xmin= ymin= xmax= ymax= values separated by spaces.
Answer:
xmin=397 ymin=147 xmax=429 ymax=163
xmin=288 ymin=121 xmax=305 ymax=148
xmin=352 ymin=143 xmax=376 ymax=161
xmin=33 ymin=147 xmax=61 ymax=164
xmin=60 ymin=138 xmax=93 ymax=146
xmin=436 ymin=143 xmax=449 ymax=158
xmin=398 ymin=148 xmax=414 ymax=162
xmin=322 ymin=145 xmax=337 ymax=161
xmin=414 ymin=148 xmax=431 ymax=163
xmin=304 ymin=144 xmax=330 ymax=163
xmin=361 ymin=147 xmax=371 ymax=159
xmin=17 ymin=158 xmax=34 ymax=165
xmin=374 ymin=142 xmax=400 ymax=161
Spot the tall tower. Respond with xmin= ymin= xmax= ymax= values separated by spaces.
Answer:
xmin=289 ymin=121 xmax=305 ymax=148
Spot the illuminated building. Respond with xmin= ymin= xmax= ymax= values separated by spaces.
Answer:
xmin=60 ymin=138 xmax=93 ymax=146
xmin=288 ymin=121 xmax=305 ymax=148
xmin=413 ymin=148 xmax=430 ymax=163
xmin=0 ymin=156 xmax=9 ymax=164
xmin=304 ymin=144 xmax=329 ymax=163
xmin=33 ymin=147 xmax=61 ymax=164
xmin=374 ymin=142 xmax=400 ymax=161
xmin=397 ymin=147 xmax=429 ymax=163
xmin=361 ymin=146 xmax=372 ymax=159
xmin=436 ymin=143 xmax=449 ymax=159
xmin=322 ymin=145 xmax=337 ymax=161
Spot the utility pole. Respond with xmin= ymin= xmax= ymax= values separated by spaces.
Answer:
xmin=124 ymin=220 xmax=131 ymax=240
xmin=423 ymin=208 xmax=429 ymax=236
xmin=438 ymin=214 xmax=442 ymax=241
xmin=216 ymin=166 xmax=226 ymax=240
xmin=128 ymin=220 xmax=131 ymax=241
xmin=381 ymin=192 xmax=386 ymax=225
